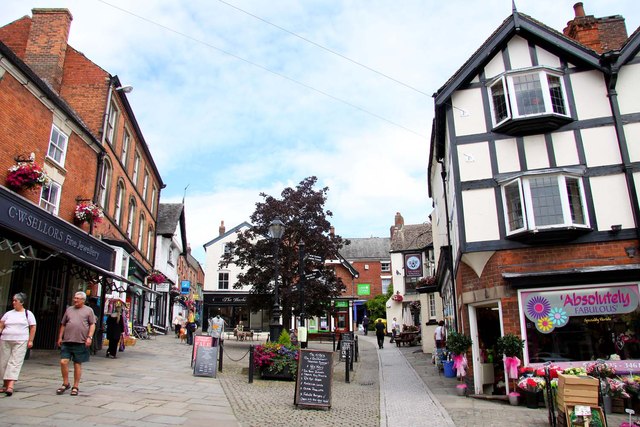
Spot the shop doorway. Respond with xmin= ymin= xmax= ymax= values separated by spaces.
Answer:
xmin=469 ymin=302 xmax=504 ymax=395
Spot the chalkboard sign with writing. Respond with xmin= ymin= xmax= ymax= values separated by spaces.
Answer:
xmin=295 ymin=349 xmax=333 ymax=408
xmin=193 ymin=346 xmax=218 ymax=378
xmin=339 ymin=340 xmax=353 ymax=362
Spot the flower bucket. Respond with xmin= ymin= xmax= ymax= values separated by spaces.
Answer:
xmin=508 ymin=392 xmax=520 ymax=406
xmin=524 ymin=390 xmax=539 ymax=409
xmin=456 ymin=384 xmax=467 ymax=396
xmin=602 ymin=395 xmax=612 ymax=414
xmin=443 ymin=361 xmax=456 ymax=378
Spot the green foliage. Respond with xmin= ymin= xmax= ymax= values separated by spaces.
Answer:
xmin=219 ymin=177 xmax=347 ymax=319
xmin=495 ymin=334 xmax=525 ymax=358
xmin=446 ymin=331 xmax=473 ymax=355
xmin=278 ymin=329 xmax=292 ymax=346
xmin=365 ymin=284 xmax=392 ymax=323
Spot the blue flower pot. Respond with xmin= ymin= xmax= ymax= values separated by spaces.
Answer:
xmin=443 ymin=361 xmax=456 ymax=378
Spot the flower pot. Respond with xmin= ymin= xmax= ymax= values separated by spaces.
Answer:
xmin=443 ymin=361 xmax=456 ymax=378
xmin=508 ymin=394 xmax=520 ymax=406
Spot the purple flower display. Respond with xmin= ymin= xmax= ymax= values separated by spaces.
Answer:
xmin=526 ymin=296 xmax=550 ymax=319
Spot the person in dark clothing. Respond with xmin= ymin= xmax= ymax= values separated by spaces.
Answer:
xmin=105 ymin=308 xmax=124 ymax=359
xmin=362 ymin=315 xmax=369 ymax=335
xmin=375 ymin=319 xmax=386 ymax=349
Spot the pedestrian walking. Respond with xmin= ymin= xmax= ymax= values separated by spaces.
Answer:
xmin=172 ymin=312 xmax=186 ymax=338
xmin=362 ymin=315 xmax=369 ymax=335
xmin=56 ymin=291 xmax=96 ymax=396
xmin=105 ymin=307 xmax=124 ymax=359
xmin=434 ymin=320 xmax=446 ymax=349
xmin=390 ymin=317 xmax=399 ymax=343
xmin=186 ymin=309 xmax=196 ymax=345
xmin=375 ymin=319 xmax=385 ymax=349
xmin=0 ymin=292 xmax=36 ymax=396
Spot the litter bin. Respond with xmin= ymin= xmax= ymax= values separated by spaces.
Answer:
xmin=443 ymin=360 xmax=456 ymax=378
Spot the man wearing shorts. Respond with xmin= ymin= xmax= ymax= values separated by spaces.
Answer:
xmin=56 ymin=291 xmax=96 ymax=396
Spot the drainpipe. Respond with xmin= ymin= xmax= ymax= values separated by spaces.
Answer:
xmin=437 ymin=157 xmax=458 ymax=331
xmin=603 ymin=53 xmax=640 ymax=241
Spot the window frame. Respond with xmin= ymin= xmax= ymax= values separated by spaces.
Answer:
xmin=380 ymin=261 xmax=391 ymax=272
xmin=488 ymin=67 xmax=570 ymax=128
xmin=137 ymin=214 xmax=146 ymax=249
xmin=120 ymin=128 xmax=130 ymax=167
xmin=146 ymin=227 xmax=154 ymax=260
xmin=501 ymin=173 xmax=590 ymax=236
xmin=218 ymin=272 xmax=230 ymax=290
xmin=132 ymin=151 xmax=140 ymax=186
xmin=126 ymin=198 xmax=136 ymax=239
xmin=40 ymin=180 xmax=61 ymax=215
xmin=98 ymin=159 xmax=112 ymax=209
xmin=142 ymin=170 xmax=149 ymax=201
xmin=114 ymin=182 xmax=124 ymax=226
xmin=106 ymin=100 xmax=119 ymax=145
xmin=47 ymin=124 xmax=68 ymax=167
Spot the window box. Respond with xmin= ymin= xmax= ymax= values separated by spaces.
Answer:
xmin=489 ymin=67 xmax=573 ymax=136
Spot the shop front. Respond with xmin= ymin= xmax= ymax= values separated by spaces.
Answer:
xmin=519 ymin=283 xmax=640 ymax=372
xmin=0 ymin=186 xmax=119 ymax=349
xmin=202 ymin=291 xmax=268 ymax=332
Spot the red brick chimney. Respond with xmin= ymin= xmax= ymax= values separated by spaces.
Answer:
xmin=390 ymin=212 xmax=404 ymax=239
xmin=563 ymin=2 xmax=627 ymax=53
xmin=219 ymin=220 xmax=226 ymax=236
xmin=23 ymin=8 xmax=73 ymax=93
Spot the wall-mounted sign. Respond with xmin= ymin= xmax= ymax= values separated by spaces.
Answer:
xmin=404 ymin=253 xmax=422 ymax=277
xmin=357 ymin=283 xmax=371 ymax=296
xmin=155 ymin=283 xmax=170 ymax=293
xmin=334 ymin=301 xmax=348 ymax=308
xmin=181 ymin=280 xmax=191 ymax=294
xmin=521 ymin=284 xmax=639 ymax=334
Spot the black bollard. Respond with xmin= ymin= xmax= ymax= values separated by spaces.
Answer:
xmin=350 ymin=343 xmax=354 ymax=372
xmin=332 ymin=332 xmax=336 ymax=352
xmin=218 ymin=341 xmax=223 ymax=372
xmin=249 ymin=345 xmax=254 ymax=384
xmin=355 ymin=337 xmax=359 ymax=363
xmin=345 ymin=346 xmax=350 ymax=383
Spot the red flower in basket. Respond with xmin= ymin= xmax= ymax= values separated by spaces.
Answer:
xmin=391 ymin=292 xmax=403 ymax=302
xmin=147 ymin=272 xmax=166 ymax=284
xmin=6 ymin=160 xmax=50 ymax=191
xmin=74 ymin=201 xmax=104 ymax=224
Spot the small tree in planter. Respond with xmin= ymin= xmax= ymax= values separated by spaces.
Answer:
xmin=446 ymin=331 xmax=472 ymax=391
xmin=496 ymin=334 xmax=525 ymax=402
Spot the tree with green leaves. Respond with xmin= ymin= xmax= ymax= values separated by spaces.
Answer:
xmin=219 ymin=177 xmax=348 ymax=329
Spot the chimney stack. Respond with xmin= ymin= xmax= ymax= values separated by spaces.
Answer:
xmin=219 ymin=220 xmax=226 ymax=236
xmin=390 ymin=212 xmax=404 ymax=239
xmin=563 ymin=2 xmax=627 ymax=53
xmin=24 ymin=9 xmax=73 ymax=93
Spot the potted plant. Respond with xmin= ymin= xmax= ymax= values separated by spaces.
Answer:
xmin=6 ymin=158 xmax=50 ymax=191
xmin=446 ymin=331 xmax=472 ymax=383
xmin=496 ymin=334 xmax=525 ymax=392
xmin=254 ymin=330 xmax=300 ymax=380
xmin=74 ymin=201 xmax=104 ymax=224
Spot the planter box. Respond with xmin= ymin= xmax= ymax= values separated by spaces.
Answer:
xmin=260 ymin=366 xmax=295 ymax=381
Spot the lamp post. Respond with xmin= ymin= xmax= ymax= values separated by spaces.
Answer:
xmin=268 ymin=219 xmax=285 ymax=342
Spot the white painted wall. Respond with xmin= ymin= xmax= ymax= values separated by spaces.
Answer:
xmin=522 ymin=134 xmax=549 ymax=170
xmin=570 ymin=70 xmax=611 ymax=120
xmin=495 ymin=138 xmax=520 ymax=173
xmin=581 ymin=126 xmax=622 ymax=167
xmin=624 ymin=122 xmax=640 ymax=163
xmin=457 ymin=142 xmax=492 ymax=181
xmin=616 ymin=63 xmax=640 ymax=115
xmin=551 ymin=131 xmax=580 ymax=166
xmin=451 ymin=89 xmax=486 ymax=136
xmin=203 ymin=225 xmax=251 ymax=292
xmin=590 ymin=174 xmax=636 ymax=230
xmin=462 ymin=188 xmax=500 ymax=242
xmin=507 ymin=36 xmax=533 ymax=69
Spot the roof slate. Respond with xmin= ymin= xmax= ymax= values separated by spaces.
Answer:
xmin=340 ymin=237 xmax=390 ymax=260
xmin=390 ymin=223 xmax=433 ymax=252
xmin=156 ymin=203 xmax=184 ymax=235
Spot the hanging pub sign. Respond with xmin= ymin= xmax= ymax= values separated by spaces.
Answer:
xmin=404 ymin=253 xmax=422 ymax=277
xmin=521 ymin=283 xmax=640 ymax=334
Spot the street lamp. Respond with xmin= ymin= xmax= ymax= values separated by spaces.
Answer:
xmin=268 ymin=219 xmax=285 ymax=342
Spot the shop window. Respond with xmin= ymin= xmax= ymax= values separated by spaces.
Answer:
xmin=47 ymin=124 xmax=68 ymax=167
xmin=218 ymin=272 xmax=229 ymax=289
xmin=40 ymin=181 xmax=61 ymax=214
xmin=501 ymin=173 xmax=589 ymax=237
xmin=488 ymin=67 xmax=572 ymax=135
xmin=522 ymin=285 xmax=640 ymax=365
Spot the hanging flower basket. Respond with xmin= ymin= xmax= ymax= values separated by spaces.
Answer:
xmin=6 ymin=159 xmax=50 ymax=191
xmin=391 ymin=292 xmax=403 ymax=302
xmin=147 ymin=271 xmax=166 ymax=284
xmin=74 ymin=201 xmax=104 ymax=224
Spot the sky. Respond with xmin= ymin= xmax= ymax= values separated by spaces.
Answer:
xmin=2 ymin=1 xmax=639 ymax=264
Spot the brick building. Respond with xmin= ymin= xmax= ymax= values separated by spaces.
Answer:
xmin=0 ymin=8 xmax=164 ymax=346
xmin=429 ymin=3 xmax=640 ymax=394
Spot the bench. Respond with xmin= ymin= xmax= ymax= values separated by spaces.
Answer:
xmin=395 ymin=333 xmax=421 ymax=347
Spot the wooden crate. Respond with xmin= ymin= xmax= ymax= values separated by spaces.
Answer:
xmin=564 ymin=405 xmax=606 ymax=427
xmin=557 ymin=374 xmax=599 ymax=410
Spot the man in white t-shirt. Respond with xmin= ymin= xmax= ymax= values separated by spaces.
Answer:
xmin=434 ymin=320 xmax=446 ymax=349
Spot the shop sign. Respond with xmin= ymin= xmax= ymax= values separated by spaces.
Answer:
xmin=0 ymin=189 xmax=114 ymax=270
xmin=522 ymin=284 xmax=639 ymax=334
xmin=334 ymin=301 xmax=348 ymax=308
xmin=155 ymin=283 xmax=170 ymax=293
xmin=357 ymin=283 xmax=371 ymax=295
xmin=404 ymin=253 xmax=422 ymax=277
xmin=181 ymin=280 xmax=191 ymax=294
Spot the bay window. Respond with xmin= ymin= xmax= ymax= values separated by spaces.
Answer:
xmin=501 ymin=173 xmax=589 ymax=235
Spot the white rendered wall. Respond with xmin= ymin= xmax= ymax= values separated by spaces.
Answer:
xmin=203 ymin=228 xmax=251 ymax=292
xmin=552 ymin=131 xmax=580 ymax=166
xmin=522 ymin=134 xmax=549 ymax=170
xmin=451 ymin=89 xmax=486 ymax=136
xmin=462 ymin=188 xmax=500 ymax=242
xmin=581 ymin=126 xmax=621 ymax=167
xmin=457 ymin=142 xmax=492 ymax=181
xmin=626 ymin=122 xmax=640 ymax=163
xmin=570 ymin=71 xmax=611 ymax=120
xmin=507 ymin=36 xmax=533 ymax=69
xmin=616 ymin=63 xmax=640 ymax=115
xmin=590 ymin=174 xmax=635 ymax=230
xmin=495 ymin=138 xmax=520 ymax=173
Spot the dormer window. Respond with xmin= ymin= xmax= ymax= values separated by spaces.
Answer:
xmin=489 ymin=68 xmax=572 ymax=135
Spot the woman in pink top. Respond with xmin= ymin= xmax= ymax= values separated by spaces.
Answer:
xmin=0 ymin=292 xmax=37 ymax=396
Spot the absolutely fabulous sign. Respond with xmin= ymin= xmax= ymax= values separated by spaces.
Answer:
xmin=522 ymin=284 xmax=639 ymax=334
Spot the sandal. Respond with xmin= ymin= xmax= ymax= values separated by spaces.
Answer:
xmin=70 ymin=387 xmax=79 ymax=396
xmin=5 ymin=388 xmax=13 ymax=396
xmin=56 ymin=384 xmax=71 ymax=395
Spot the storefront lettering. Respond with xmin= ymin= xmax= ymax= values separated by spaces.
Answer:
xmin=583 ymin=316 xmax=612 ymax=324
xmin=9 ymin=206 xmax=64 ymax=241
xmin=561 ymin=290 xmax=631 ymax=308
xmin=220 ymin=297 xmax=247 ymax=303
